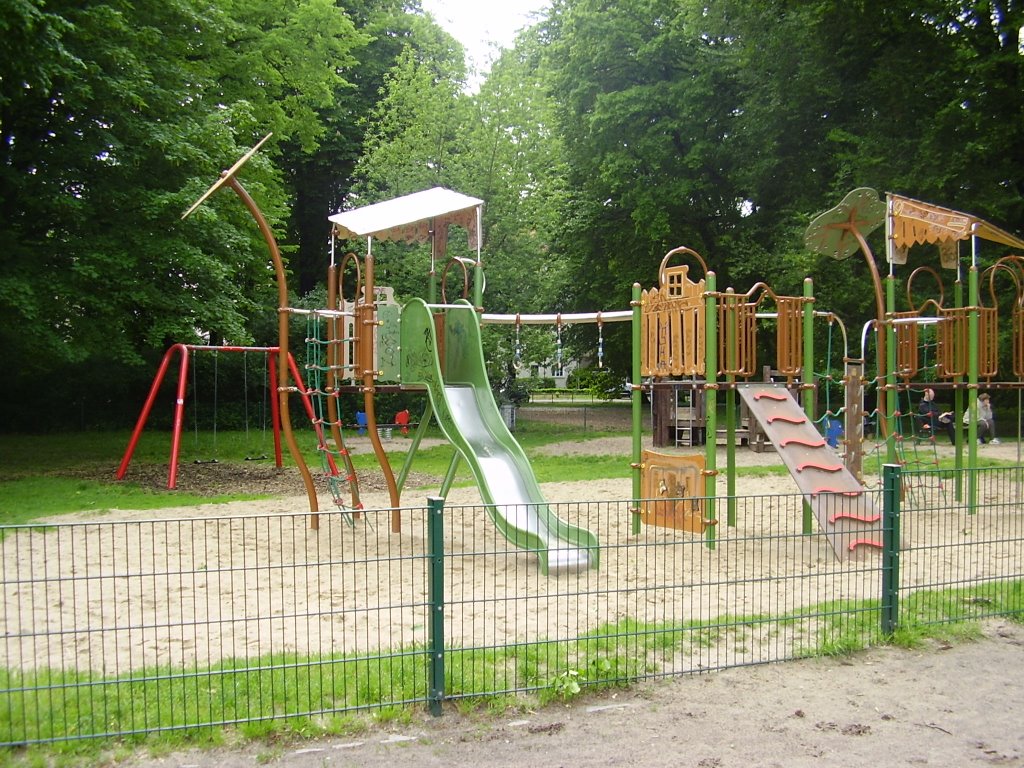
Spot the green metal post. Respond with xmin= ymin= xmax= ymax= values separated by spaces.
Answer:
xmin=631 ymin=283 xmax=643 ymax=535
xmin=885 ymin=274 xmax=899 ymax=467
xmin=428 ymin=240 xmax=438 ymax=305
xmin=967 ymin=258 xmax=979 ymax=514
xmin=802 ymin=277 xmax=815 ymax=534
xmin=704 ymin=272 xmax=718 ymax=548
xmin=725 ymin=289 xmax=736 ymax=527
xmin=427 ymin=496 xmax=445 ymax=716
xmin=880 ymin=464 xmax=901 ymax=636
xmin=954 ymin=277 xmax=964 ymax=499
xmin=439 ymin=452 xmax=461 ymax=498
xmin=396 ymin=399 xmax=435 ymax=495
xmin=473 ymin=260 xmax=484 ymax=310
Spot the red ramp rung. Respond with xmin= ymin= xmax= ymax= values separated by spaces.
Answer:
xmin=796 ymin=461 xmax=843 ymax=473
xmin=848 ymin=538 xmax=883 ymax=551
xmin=829 ymin=512 xmax=881 ymax=524
xmin=781 ymin=437 xmax=826 ymax=448
xmin=812 ymin=487 xmax=862 ymax=496
xmin=753 ymin=392 xmax=788 ymax=401
xmin=768 ymin=415 xmax=808 ymax=425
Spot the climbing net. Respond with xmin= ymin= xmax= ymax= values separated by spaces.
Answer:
xmin=303 ymin=309 xmax=362 ymax=513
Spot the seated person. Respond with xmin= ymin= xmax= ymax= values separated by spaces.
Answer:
xmin=979 ymin=392 xmax=998 ymax=444
xmin=963 ymin=393 xmax=994 ymax=444
xmin=918 ymin=388 xmax=955 ymax=442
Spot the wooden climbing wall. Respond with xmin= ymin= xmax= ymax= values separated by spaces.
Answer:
xmin=640 ymin=450 xmax=706 ymax=533
xmin=641 ymin=264 xmax=705 ymax=377
xmin=937 ymin=306 xmax=998 ymax=378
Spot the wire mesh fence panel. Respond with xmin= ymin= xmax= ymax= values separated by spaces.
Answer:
xmin=2 ymin=466 xmax=1023 ymax=744
xmin=439 ymin=492 xmax=885 ymax=704
xmin=0 ymin=507 xmax=431 ymax=744
xmin=900 ymin=466 xmax=1024 ymax=625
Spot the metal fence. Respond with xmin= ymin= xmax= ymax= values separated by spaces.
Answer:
xmin=2 ymin=464 xmax=1022 ymax=745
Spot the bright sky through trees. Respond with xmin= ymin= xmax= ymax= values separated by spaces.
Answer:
xmin=420 ymin=0 xmax=550 ymax=86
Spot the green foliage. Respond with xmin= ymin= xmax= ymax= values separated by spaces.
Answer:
xmin=0 ymin=0 xmax=455 ymax=431
xmin=5 ymin=0 xmax=1024 ymax=439
xmin=541 ymin=0 xmax=1024 ymax=348
xmin=566 ymin=367 xmax=623 ymax=398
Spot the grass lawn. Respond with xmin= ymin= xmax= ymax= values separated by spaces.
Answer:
xmin=0 ymin=409 xmax=637 ymax=524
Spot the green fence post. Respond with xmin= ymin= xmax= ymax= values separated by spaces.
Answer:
xmin=704 ymin=271 xmax=718 ymax=550
xmin=427 ymin=496 xmax=445 ymax=716
xmin=725 ymin=288 xmax=737 ymax=528
xmin=631 ymin=282 xmax=643 ymax=535
xmin=802 ymin=277 xmax=815 ymax=534
xmin=881 ymin=463 xmax=902 ymax=636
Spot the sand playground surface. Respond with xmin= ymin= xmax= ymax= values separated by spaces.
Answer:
xmin=3 ymin=435 xmax=1022 ymax=677
xmin=4 ymin=434 xmax=1024 ymax=765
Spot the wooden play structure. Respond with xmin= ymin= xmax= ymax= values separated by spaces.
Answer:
xmin=117 ymin=133 xmax=1024 ymax=566
xmin=640 ymin=248 xmax=808 ymax=452
xmin=632 ymin=188 xmax=1024 ymax=556
xmin=804 ymin=189 xmax=1024 ymax=512
xmin=631 ymin=246 xmax=881 ymax=560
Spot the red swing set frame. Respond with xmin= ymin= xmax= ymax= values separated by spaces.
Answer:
xmin=116 ymin=343 xmax=317 ymax=490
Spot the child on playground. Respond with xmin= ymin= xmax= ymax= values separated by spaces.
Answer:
xmin=963 ymin=392 xmax=998 ymax=444
xmin=919 ymin=388 xmax=955 ymax=442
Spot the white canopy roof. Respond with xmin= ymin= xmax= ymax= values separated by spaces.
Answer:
xmin=328 ymin=187 xmax=483 ymax=245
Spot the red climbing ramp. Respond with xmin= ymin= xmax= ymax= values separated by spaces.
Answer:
xmin=737 ymin=384 xmax=886 ymax=560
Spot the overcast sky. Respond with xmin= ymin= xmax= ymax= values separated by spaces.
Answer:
xmin=419 ymin=0 xmax=551 ymax=86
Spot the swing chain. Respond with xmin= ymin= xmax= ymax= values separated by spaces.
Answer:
xmin=512 ymin=315 xmax=523 ymax=371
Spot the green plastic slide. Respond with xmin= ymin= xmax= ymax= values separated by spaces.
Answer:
xmin=400 ymin=298 xmax=599 ymax=574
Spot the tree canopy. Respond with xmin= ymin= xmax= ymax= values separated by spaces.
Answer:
xmin=2 ymin=0 xmax=1022 ymax=428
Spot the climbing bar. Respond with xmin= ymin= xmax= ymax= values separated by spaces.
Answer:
xmin=848 ymin=539 xmax=884 ymax=552
xmin=285 ymin=307 xmax=353 ymax=318
xmin=767 ymin=414 xmax=807 ymax=425
xmin=481 ymin=310 xmax=632 ymax=325
xmin=795 ymin=461 xmax=843 ymax=473
xmin=780 ymin=437 xmax=826 ymax=448
xmin=829 ymin=512 xmax=882 ymax=524
xmin=753 ymin=392 xmax=788 ymax=401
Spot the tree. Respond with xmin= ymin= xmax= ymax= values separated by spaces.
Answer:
xmin=280 ymin=1 xmax=467 ymax=294
xmin=0 ymin=0 xmax=368 ymax=428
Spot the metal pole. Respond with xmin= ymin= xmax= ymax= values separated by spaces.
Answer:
xmin=704 ymin=272 xmax=718 ymax=549
xmin=725 ymin=289 xmax=737 ymax=527
xmin=967 ymin=239 xmax=979 ymax=514
xmin=631 ymin=283 xmax=643 ymax=535
xmin=881 ymin=463 xmax=902 ymax=635
xmin=227 ymin=177 xmax=321 ymax=523
xmin=803 ymin=278 xmax=815 ymax=534
xmin=440 ymin=452 xmax=461 ymax=498
xmin=427 ymin=496 xmax=445 ymax=716
xmin=116 ymin=344 xmax=179 ymax=484
xmin=885 ymin=273 xmax=899 ymax=467
xmin=472 ymin=206 xmax=484 ymax=310
xmin=954 ymin=273 xmax=965 ymax=499
xmin=397 ymin=400 xmax=435 ymax=495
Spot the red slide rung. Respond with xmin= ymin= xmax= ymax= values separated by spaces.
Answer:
xmin=829 ymin=512 xmax=881 ymax=524
xmin=796 ymin=461 xmax=843 ymax=473
xmin=812 ymin=487 xmax=862 ymax=497
xmin=753 ymin=392 xmax=788 ymax=401
xmin=848 ymin=538 xmax=884 ymax=551
xmin=781 ymin=437 xmax=826 ymax=448
xmin=768 ymin=415 xmax=808 ymax=425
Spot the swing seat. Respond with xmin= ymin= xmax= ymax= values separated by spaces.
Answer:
xmin=394 ymin=409 xmax=411 ymax=435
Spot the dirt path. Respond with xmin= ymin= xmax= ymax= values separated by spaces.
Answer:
xmin=123 ymin=621 xmax=1024 ymax=768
